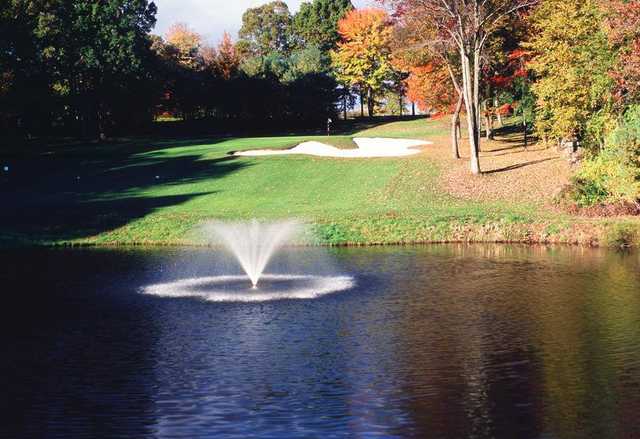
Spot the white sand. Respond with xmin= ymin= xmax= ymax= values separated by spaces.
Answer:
xmin=234 ymin=137 xmax=430 ymax=158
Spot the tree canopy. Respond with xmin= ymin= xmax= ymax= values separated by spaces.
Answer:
xmin=331 ymin=8 xmax=395 ymax=116
xmin=527 ymin=0 xmax=614 ymax=144
xmin=292 ymin=0 xmax=354 ymax=51
xmin=1 ymin=0 xmax=157 ymax=137
xmin=237 ymin=1 xmax=292 ymax=57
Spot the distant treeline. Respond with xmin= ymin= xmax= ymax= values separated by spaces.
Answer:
xmin=0 ymin=0 xmax=364 ymax=140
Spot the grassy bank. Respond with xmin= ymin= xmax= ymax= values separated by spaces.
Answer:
xmin=2 ymin=117 xmax=639 ymax=248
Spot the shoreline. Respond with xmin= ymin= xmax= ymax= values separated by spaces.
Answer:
xmin=3 ymin=217 xmax=638 ymax=249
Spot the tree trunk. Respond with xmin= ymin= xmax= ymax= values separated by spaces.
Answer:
xmin=359 ymin=90 xmax=364 ymax=117
xmin=460 ymin=46 xmax=481 ymax=174
xmin=484 ymin=100 xmax=494 ymax=140
xmin=399 ymin=94 xmax=403 ymax=116
xmin=367 ymin=89 xmax=374 ymax=117
xmin=494 ymin=95 xmax=502 ymax=127
xmin=343 ymin=92 xmax=347 ymax=120
xmin=412 ymin=102 xmax=415 ymax=116
xmin=523 ymin=112 xmax=528 ymax=150
xmin=97 ymin=108 xmax=105 ymax=141
xmin=451 ymin=92 xmax=463 ymax=159
xmin=485 ymin=115 xmax=491 ymax=140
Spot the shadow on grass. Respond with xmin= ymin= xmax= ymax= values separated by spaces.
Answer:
xmin=0 ymin=115 xmax=430 ymax=245
xmin=0 ymin=138 xmax=250 ymax=244
xmin=483 ymin=157 xmax=558 ymax=175
xmin=489 ymin=122 xmax=537 ymax=146
xmin=0 ymin=192 xmax=218 ymax=243
xmin=486 ymin=144 xmax=525 ymax=154
xmin=333 ymin=116 xmax=427 ymax=136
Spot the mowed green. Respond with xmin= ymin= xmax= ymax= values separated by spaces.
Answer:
xmin=1 ymin=118 xmax=546 ymax=246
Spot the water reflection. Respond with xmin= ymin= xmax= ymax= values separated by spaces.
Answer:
xmin=333 ymin=245 xmax=640 ymax=438
xmin=0 ymin=249 xmax=159 ymax=438
xmin=0 ymin=245 xmax=639 ymax=438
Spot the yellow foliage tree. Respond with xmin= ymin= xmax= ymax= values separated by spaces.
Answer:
xmin=165 ymin=23 xmax=202 ymax=69
xmin=527 ymin=0 xmax=614 ymax=146
xmin=330 ymin=8 xmax=394 ymax=116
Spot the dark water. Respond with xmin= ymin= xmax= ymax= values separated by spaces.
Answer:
xmin=1 ymin=245 xmax=639 ymax=438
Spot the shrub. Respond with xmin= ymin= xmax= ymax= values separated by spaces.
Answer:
xmin=572 ymin=105 xmax=640 ymax=207
xmin=584 ymin=108 xmax=617 ymax=150
xmin=608 ymin=105 xmax=640 ymax=163
xmin=604 ymin=223 xmax=637 ymax=248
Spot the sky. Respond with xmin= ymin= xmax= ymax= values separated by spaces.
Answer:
xmin=153 ymin=0 xmax=372 ymax=44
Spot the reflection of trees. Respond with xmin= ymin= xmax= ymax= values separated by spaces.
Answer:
xmin=386 ymin=244 xmax=545 ymax=438
xmin=372 ymin=244 xmax=640 ymax=439
xmin=522 ymin=248 xmax=640 ymax=439
xmin=0 ymin=249 xmax=159 ymax=437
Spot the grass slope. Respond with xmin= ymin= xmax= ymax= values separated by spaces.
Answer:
xmin=1 ymin=117 xmax=639 ymax=247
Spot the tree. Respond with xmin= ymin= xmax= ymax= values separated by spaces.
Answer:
xmin=486 ymin=48 xmax=535 ymax=139
xmin=390 ymin=19 xmax=463 ymax=158
xmin=238 ymin=1 xmax=292 ymax=58
xmin=215 ymin=32 xmax=241 ymax=80
xmin=606 ymin=0 xmax=640 ymax=106
xmin=527 ymin=0 xmax=614 ymax=147
xmin=151 ymin=34 xmax=201 ymax=120
xmin=165 ymin=22 xmax=202 ymax=68
xmin=402 ymin=64 xmax=453 ymax=113
xmin=1 ymin=0 xmax=158 ymax=138
xmin=283 ymin=46 xmax=330 ymax=80
xmin=479 ymin=18 xmax=529 ymax=139
xmin=0 ymin=0 xmax=55 ymax=136
xmin=407 ymin=62 xmax=463 ymax=156
xmin=385 ymin=0 xmax=537 ymax=174
xmin=331 ymin=8 xmax=395 ymax=117
xmin=292 ymin=0 xmax=354 ymax=51
xmin=201 ymin=32 xmax=241 ymax=80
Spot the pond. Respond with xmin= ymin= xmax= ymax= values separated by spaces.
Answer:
xmin=1 ymin=245 xmax=639 ymax=438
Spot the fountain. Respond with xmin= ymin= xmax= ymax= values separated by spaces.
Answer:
xmin=140 ymin=219 xmax=355 ymax=302
xmin=210 ymin=219 xmax=300 ymax=288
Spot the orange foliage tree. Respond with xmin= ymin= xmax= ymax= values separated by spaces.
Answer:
xmin=331 ymin=8 xmax=395 ymax=116
xmin=390 ymin=17 xmax=464 ymax=158
xmin=201 ymin=32 xmax=241 ymax=80
xmin=384 ymin=0 xmax=537 ymax=174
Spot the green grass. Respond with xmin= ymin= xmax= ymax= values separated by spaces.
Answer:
xmin=358 ymin=117 xmax=449 ymax=138
xmin=1 ymin=117 xmax=637 ymax=246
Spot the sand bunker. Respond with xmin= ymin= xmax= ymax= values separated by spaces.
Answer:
xmin=234 ymin=137 xmax=430 ymax=158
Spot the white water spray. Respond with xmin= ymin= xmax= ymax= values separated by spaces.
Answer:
xmin=142 ymin=219 xmax=355 ymax=302
xmin=209 ymin=219 xmax=301 ymax=287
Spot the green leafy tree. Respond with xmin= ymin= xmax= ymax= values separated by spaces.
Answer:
xmin=1 ymin=0 xmax=157 ymax=138
xmin=238 ymin=1 xmax=292 ymax=58
xmin=292 ymin=0 xmax=353 ymax=51
xmin=527 ymin=0 xmax=615 ymax=146
xmin=0 ymin=0 xmax=55 ymax=135
xmin=283 ymin=46 xmax=330 ymax=81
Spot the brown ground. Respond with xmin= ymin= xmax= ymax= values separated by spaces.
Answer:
xmin=425 ymin=120 xmax=570 ymax=205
